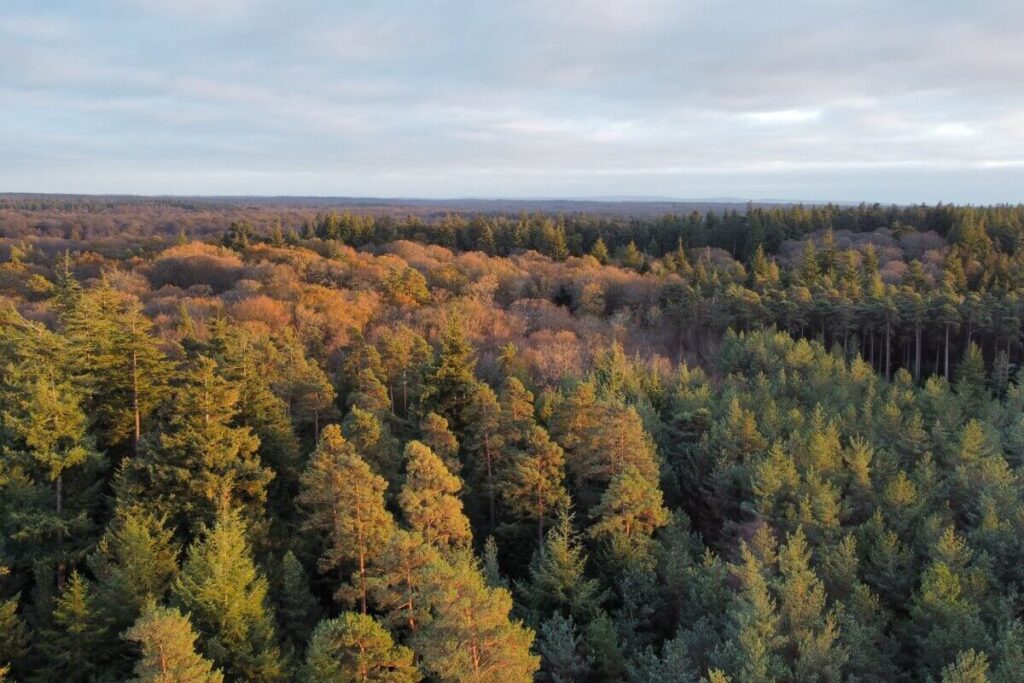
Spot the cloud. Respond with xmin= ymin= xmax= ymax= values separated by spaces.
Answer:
xmin=0 ymin=0 xmax=1022 ymax=201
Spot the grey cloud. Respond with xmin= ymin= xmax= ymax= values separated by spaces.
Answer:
xmin=0 ymin=0 xmax=1022 ymax=201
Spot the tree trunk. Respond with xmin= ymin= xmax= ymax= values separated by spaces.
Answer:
xmin=945 ymin=324 xmax=951 ymax=381
xmin=885 ymin=324 xmax=891 ymax=380
xmin=56 ymin=474 xmax=64 ymax=590
xmin=914 ymin=323 xmax=922 ymax=382
xmin=132 ymin=348 xmax=141 ymax=450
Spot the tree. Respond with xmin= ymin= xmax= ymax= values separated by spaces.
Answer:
xmin=399 ymin=441 xmax=472 ymax=550
xmin=517 ymin=509 xmax=605 ymax=625
xmin=305 ymin=612 xmax=420 ymax=683
xmin=500 ymin=426 xmax=569 ymax=544
xmin=342 ymin=405 xmax=402 ymax=486
xmin=940 ymin=650 xmax=990 ymax=683
xmin=588 ymin=466 xmax=669 ymax=568
xmin=414 ymin=552 xmax=539 ymax=683
xmin=725 ymin=539 xmax=785 ymax=683
xmin=171 ymin=508 xmax=283 ymax=682
xmin=0 ymin=329 xmax=104 ymax=588
xmin=35 ymin=571 xmax=105 ymax=682
xmin=60 ymin=283 xmax=171 ymax=452
xmin=590 ymin=238 xmax=610 ymax=265
xmin=0 ymin=589 xmax=27 ymax=680
xmin=537 ymin=615 xmax=591 ymax=683
xmin=276 ymin=551 xmax=321 ymax=647
xmin=423 ymin=317 xmax=478 ymax=432
xmin=621 ymin=242 xmax=645 ymax=272
xmin=775 ymin=528 xmax=845 ymax=680
xmin=298 ymin=425 xmax=394 ymax=613
xmin=370 ymin=529 xmax=440 ymax=633
xmin=123 ymin=605 xmax=223 ymax=683
xmin=121 ymin=356 xmax=271 ymax=536
xmin=88 ymin=508 xmax=180 ymax=675
xmin=908 ymin=561 xmax=987 ymax=680
xmin=463 ymin=382 xmax=506 ymax=528
xmin=419 ymin=412 xmax=460 ymax=473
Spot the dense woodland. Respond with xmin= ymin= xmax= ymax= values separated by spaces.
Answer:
xmin=2 ymin=199 xmax=1024 ymax=681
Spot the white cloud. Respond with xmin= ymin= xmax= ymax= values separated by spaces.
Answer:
xmin=741 ymin=109 xmax=823 ymax=125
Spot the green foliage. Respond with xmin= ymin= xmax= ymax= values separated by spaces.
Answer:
xmin=399 ymin=440 xmax=471 ymax=550
xmin=304 ymin=612 xmax=419 ymax=683
xmin=171 ymin=509 xmax=283 ymax=682
xmin=123 ymin=604 xmax=223 ymax=683
xmin=413 ymin=552 xmax=539 ymax=682
xmin=298 ymin=425 xmax=394 ymax=612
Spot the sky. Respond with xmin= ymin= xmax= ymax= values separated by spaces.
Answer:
xmin=1 ymin=1 xmax=1023 ymax=203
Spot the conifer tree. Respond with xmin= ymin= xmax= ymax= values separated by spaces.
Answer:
xmin=124 ymin=604 xmax=223 ymax=683
xmin=171 ymin=508 xmax=283 ymax=682
xmin=369 ymin=529 xmax=440 ymax=633
xmin=1 ymin=332 xmax=104 ymax=587
xmin=276 ymin=551 xmax=321 ymax=648
xmin=500 ymin=426 xmax=569 ymax=544
xmin=298 ymin=425 xmax=394 ymax=613
xmin=537 ymin=614 xmax=591 ymax=683
xmin=35 ymin=571 xmax=105 ymax=682
xmin=517 ymin=510 xmax=604 ymax=625
xmin=940 ymin=650 xmax=989 ymax=683
xmin=305 ymin=612 xmax=420 ymax=683
xmin=88 ymin=508 xmax=179 ymax=675
xmin=725 ymin=540 xmax=785 ymax=683
xmin=0 ymin=590 xmax=27 ymax=680
xmin=775 ymin=528 xmax=845 ymax=680
xmin=342 ymin=405 xmax=402 ymax=485
xmin=589 ymin=466 xmax=669 ymax=568
xmin=590 ymin=237 xmax=610 ymax=265
xmin=399 ymin=441 xmax=472 ymax=550
xmin=60 ymin=282 xmax=171 ymax=452
xmin=422 ymin=317 xmax=478 ymax=432
xmin=462 ymin=382 xmax=506 ymax=527
xmin=414 ymin=552 xmax=539 ymax=682
xmin=419 ymin=412 xmax=460 ymax=472
xmin=121 ymin=355 xmax=271 ymax=536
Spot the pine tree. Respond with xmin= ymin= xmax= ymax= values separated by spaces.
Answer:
xmin=399 ymin=441 xmax=472 ymax=550
xmin=0 ymin=329 xmax=104 ymax=587
xmin=298 ymin=425 xmax=394 ymax=613
xmin=419 ymin=412 xmax=460 ymax=473
xmin=956 ymin=342 xmax=989 ymax=417
xmin=88 ymin=508 xmax=179 ymax=675
xmin=124 ymin=604 xmax=223 ymax=683
xmin=369 ymin=529 xmax=440 ymax=633
xmin=725 ymin=540 xmax=785 ymax=683
xmin=940 ymin=650 xmax=989 ymax=683
xmin=121 ymin=355 xmax=271 ymax=536
xmin=61 ymin=282 xmax=171 ymax=452
xmin=414 ymin=552 xmax=539 ymax=682
xmin=171 ymin=508 xmax=283 ymax=682
xmin=517 ymin=510 xmax=605 ymax=625
xmin=538 ymin=614 xmax=591 ymax=683
xmin=276 ymin=551 xmax=321 ymax=647
xmin=422 ymin=317 xmax=478 ymax=433
xmin=590 ymin=238 xmax=610 ymax=265
xmin=775 ymin=528 xmax=845 ymax=680
xmin=343 ymin=405 xmax=402 ymax=486
xmin=500 ymin=426 xmax=569 ymax=544
xmin=35 ymin=571 xmax=105 ymax=682
xmin=463 ymin=382 xmax=506 ymax=528
xmin=621 ymin=242 xmax=645 ymax=272
xmin=908 ymin=560 xmax=987 ymax=680
xmin=305 ymin=612 xmax=420 ymax=683
xmin=588 ymin=466 xmax=669 ymax=568
xmin=0 ymin=591 xmax=27 ymax=679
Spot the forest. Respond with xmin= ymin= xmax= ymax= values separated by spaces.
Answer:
xmin=2 ymin=198 xmax=1024 ymax=681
